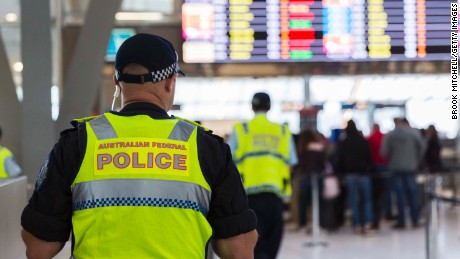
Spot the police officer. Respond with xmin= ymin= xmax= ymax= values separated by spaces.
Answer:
xmin=228 ymin=92 xmax=298 ymax=259
xmin=21 ymin=33 xmax=257 ymax=259
xmin=0 ymin=126 xmax=22 ymax=178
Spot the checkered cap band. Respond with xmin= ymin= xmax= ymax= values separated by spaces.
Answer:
xmin=115 ymin=62 xmax=178 ymax=84
xmin=150 ymin=62 xmax=176 ymax=83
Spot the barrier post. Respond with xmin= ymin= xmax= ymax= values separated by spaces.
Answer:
xmin=425 ymin=172 xmax=432 ymax=259
xmin=426 ymin=174 xmax=441 ymax=259
xmin=429 ymin=195 xmax=439 ymax=259
xmin=425 ymin=188 xmax=431 ymax=259
xmin=304 ymin=173 xmax=327 ymax=248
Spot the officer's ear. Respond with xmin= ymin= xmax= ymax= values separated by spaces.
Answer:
xmin=112 ymin=75 xmax=121 ymax=96
xmin=164 ymin=73 xmax=177 ymax=93
xmin=113 ymin=75 xmax=120 ymax=86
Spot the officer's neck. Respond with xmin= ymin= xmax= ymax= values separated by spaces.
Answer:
xmin=254 ymin=112 xmax=267 ymax=117
xmin=122 ymin=94 xmax=168 ymax=112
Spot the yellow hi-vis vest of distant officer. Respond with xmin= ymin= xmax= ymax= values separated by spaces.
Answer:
xmin=0 ymin=146 xmax=13 ymax=178
xmin=71 ymin=113 xmax=212 ymax=259
xmin=233 ymin=114 xmax=292 ymax=200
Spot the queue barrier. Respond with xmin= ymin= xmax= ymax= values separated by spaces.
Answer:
xmin=425 ymin=173 xmax=460 ymax=259
xmin=300 ymin=169 xmax=460 ymax=259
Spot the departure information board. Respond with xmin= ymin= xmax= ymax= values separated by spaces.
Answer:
xmin=181 ymin=0 xmax=451 ymax=63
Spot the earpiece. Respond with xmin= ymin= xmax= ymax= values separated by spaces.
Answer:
xmin=114 ymin=85 xmax=121 ymax=98
xmin=111 ymin=85 xmax=121 ymax=111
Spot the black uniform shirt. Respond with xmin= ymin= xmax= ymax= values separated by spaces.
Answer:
xmin=21 ymin=102 xmax=257 ymax=242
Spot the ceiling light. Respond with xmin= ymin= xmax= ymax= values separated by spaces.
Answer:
xmin=5 ymin=13 xmax=18 ymax=23
xmin=115 ymin=12 xmax=164 ymax=21
xmin=13 ymin=62 xmax=23 ymax=72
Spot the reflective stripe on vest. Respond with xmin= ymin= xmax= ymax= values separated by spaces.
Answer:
xmin=168 ymin=120 xmax=195 ymax=142
xmin=73 ymin=178 xmax=210 ymax=216
xmin=246 ymin=184 xmax=285 ymax=198
xmin=88 ymin=115 xmax=118 ymax=140
xmin=234 ymin=151 xmax=290 ymax=165
xmin=242 ymin=122 xmax=249 ymax=134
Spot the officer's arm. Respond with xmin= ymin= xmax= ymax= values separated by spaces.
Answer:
xmin=212 ymin=229 xmax=258 ymax=259
xmin=21 ymin=229 xmax=65 ymax=259
xmin=5 ymin=157 xmax=22 ymax=177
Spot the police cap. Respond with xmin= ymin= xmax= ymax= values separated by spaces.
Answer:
xmin=115 ymin=33 xmax=184 ymax=84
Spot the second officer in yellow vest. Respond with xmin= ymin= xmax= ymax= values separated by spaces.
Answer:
xmin=0 ymin=126 xmax=22 ymax=178
xmin=21 ymin=33 xmax=258 ymax=259
xmin=228 ymin=92 xmax=298 ymax=259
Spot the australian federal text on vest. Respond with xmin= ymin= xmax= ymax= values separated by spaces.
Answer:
xmin=98 ymin=141 xmax=187 ymax=150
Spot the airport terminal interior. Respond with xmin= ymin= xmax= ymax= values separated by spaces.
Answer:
xmin=0 ymin=0 xmax=458 ymax=258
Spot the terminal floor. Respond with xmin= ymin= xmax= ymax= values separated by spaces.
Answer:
xmin=279 ymin=204 xmax=460 ymax=259
xmin=20 ymin=205 xmax=460 ymax=259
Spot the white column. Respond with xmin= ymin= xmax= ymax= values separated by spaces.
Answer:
xmin=57 ymin=0 xmax=122 ymax=132
xmin=21 ymin=0 xmax=55 ymax=191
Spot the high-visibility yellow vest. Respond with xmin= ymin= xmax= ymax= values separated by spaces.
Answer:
xmin=71 ymin=113 xmax=212 ymax=259
xmin=233 ymin=114 xmax=292 ymax=200
xmin=0 ymin=146 xmax=13 ymax=178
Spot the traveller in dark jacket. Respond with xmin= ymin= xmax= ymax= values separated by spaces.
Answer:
xmin=336 ymin=120 xmax=374 ymax=234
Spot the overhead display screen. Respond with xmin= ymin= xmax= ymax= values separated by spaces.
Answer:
xmin=182 ymin=0 xmax=451 ymax=63
xmin=106 ymin=28 xmax=136 ymax=62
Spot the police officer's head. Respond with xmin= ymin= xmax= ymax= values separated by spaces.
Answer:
xmin=113 ymin=33 xmax=184 ymax=111
xmin=251 ymin=92 xmax=271 ymax=113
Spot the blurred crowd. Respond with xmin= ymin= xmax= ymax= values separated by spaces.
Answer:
xmin=290 ymin=117 xmax=443 ymax=235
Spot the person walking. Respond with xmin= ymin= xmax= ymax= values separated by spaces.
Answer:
xmin=228 ymin=92 xmax=298 ymax=259
xmin=0 ymin=126 xmax=22 ymax=178
xmin=382 ymin=117 xmax=425 ymax=229
xmin=21 ymin=33 xmax=257 ymax=259
xmin=336 ymin=120 xmax=374 ymax=234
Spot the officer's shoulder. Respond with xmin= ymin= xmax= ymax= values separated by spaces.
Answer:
xmin=61 ymin=115 xmax=99 ymax=136
xmin=232 ymin=121 xmax=246 ymax=130
xmin=174 ymin=116 xmax=213 ymax=132
xmin=59 ymin=127 xmax=77 ymax=137
xmin=202 ymin=129 xmax=224 ymax=143
xmin=72 ymin=115 xmax=99 ymax=125
xmin=174 ymin=117 xmax=224 ymax=144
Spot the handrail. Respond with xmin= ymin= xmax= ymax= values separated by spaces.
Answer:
xmin=296 ymin=168 xmax=460 ymax=180
xmin=0 ymin=175 xmax=28 ymax=187
xmin=427 ymin=192 xmax=460 ymax=205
